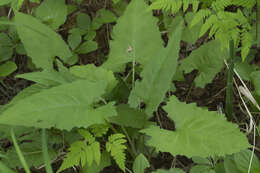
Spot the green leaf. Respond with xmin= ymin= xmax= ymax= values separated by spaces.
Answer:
xmin=76 ymin=41 xmax=98 ymax=54
xmin=57 ymin=141 xmax=87 ymax=172
xmin=106 ymin=134 xmax=127 ymax=172
xmin=0 ymin=80 xmax=117 ymax=130
xmin=178 ymin=40 xmax=228 ymax=88
xmin=234 ymin=150 xmax=260 ymax=173
xmin=83 ymin=152 xmax=111 ymax=173
xmin=251 ymin=71 xmax=260 ymax=96
xmin=91 ymin=9 xmax=117 ymax=30
xmin=224 ymin=155 xmax=242 ymax=173
xmin=141 ymin=96 xmax=250 ymax=158
xmin=152 ymin=168 xmax=185 ymax=173
xmin=0 ymin=33 xmax=13 ymax=62
xmin=68 ymin=32 xmax=82 ymax=50
xmin=0 ymin=61 xmax=17 ymax=77
xmin=110 ymin=104 xmax=148 ymax=129
xmin=69 ymin=64 xmax=117 ymax=94
xmin=128 ymin=23 xmax=182 ymax=115
xmin=77 ymin=13 xmax=91 ymax=30
xmin=16 ymin=69 xmax=74 ymax=87
xmin=14 ymin=12 xmax=72 ymax=69
xmin=0 ymin=0 xmax=12 ymax=6
xmin=190 ymin=165 xmax=214 ymax=173
xmin=133 ymin=153 xmax=150 ymax=173
xmin=35 ymin=0 xmax=67 ymax=30
xmin=102 ymin=0 xmax=163 ymax=71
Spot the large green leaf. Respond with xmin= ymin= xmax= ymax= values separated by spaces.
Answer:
xmin=0 ymin=80 xmax=117 ymax=130
xmin=128 ymin=23 xmax=182 ymax=116
xmin=141 ymin=96 xmax=250 ymax=158
xmin=14 ymin=12 xmax=72 ymax=69
xmin=152 ymin=168 xmax=185 ymax=173
xmin=16 ymin=69 xmax=75 ymax=87
xmin=101 ymin=0 xmax=163 ymax=71
xmin=35 ymin=0 xmax=67 ymax=30
xmin=177 ymin=40 xmax=228 ymax=88
xmin=69 ymin=64 xmax=117 ymax=94
xmin=0 ymin=61 xmax=17 ymax=77
xmin=234 ymin=150 xmax=260 ymax=173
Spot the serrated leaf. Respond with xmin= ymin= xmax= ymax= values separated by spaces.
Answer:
xmin=14 ymin=12 xmax=72 ymax=69
xmin=106 ymin=134 xmax=127 ymax=172
xmin=57 ymin=141 xmax=87 ymax=172
xmin=102 ymin=0 xmax=163 ymax=72
xmin=133 ymin=153 xmax=150 ymax=173
xmin=190 ymin=165 xmax=214 ymax=173
xmin=0 ymin=80 xmax=117 ymax=130
xmin=69 ymin=64 xmax=117 ymax=94
xmin=141 ymin=96 xmax=250 ymax=158
xmin=178 ymin=40 xmax=228 ymax=88
xmin=0 ymin=61 xmax=17 ymax=77
xmin=224 ymin=155 xmax=242 ymax=173
xmin=128 ymin=23 xmax=182 ymax=115
xmin=110 ymin=104 xmax=148 ymax=129
xmin=83 ymin=152 xmax=111 ymax=173
xmin=0 ymin=33 xmax=13 ymax=62
xmin=35 ymin=0 xmax=67 ymax=30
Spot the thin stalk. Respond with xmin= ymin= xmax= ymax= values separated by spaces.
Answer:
xmin=10 ymin=129 xmax=31 ymax=173
xmin=41 ymin=129 xmax=54 ymax=173
xmin=121 ymin=126 xmax=137 ymax=157
xmin=225 ymin=40 xmax=235 ymax=120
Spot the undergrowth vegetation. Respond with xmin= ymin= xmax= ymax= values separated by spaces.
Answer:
xmin=0 ymin=0 xmax=259 ymax=173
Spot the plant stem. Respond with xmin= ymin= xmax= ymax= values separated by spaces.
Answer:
xmin=225 ymin=40 xmax=235 ymax=120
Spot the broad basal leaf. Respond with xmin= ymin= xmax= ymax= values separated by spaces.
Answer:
xmin=14 ymin=12 xmax=72 ymax=69
xmin=141 ymin=96 xmax=250 ymax=158
xmin=128 ymin=23 xmax=182 ymax=116
xmin=35 ymin=0 xmax=67 ymax=30
xmin=101 ymin=0 xmax=163 ymax=72
xmin=234 ymin=150 xmax=260 ymax=173
xmin=0 ymin=80 xmax=117 ymax=130
xmin=177 ymin=40 xmax=228 ymax=88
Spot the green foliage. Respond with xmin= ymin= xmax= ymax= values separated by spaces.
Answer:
xmin=148 ymin=0 xmax=199 ymax=13
xmin=0 ymin=61 xmax=17 ymax=77
xmin=102 ymin=0 xmax=163 ymax=71
xmin=0 ymin=33 xmax=13 ymax=61
xmin=35 ymin=0 xmax=67 ymax=30
xmin=106 ymin=133 xmax=127 ymax=172
xmin=58 ymin=129 xmax=101 ymax=172
xmin=0 ymin=80 xmax=117 ymax=130
xmin=110 ymin=104 xmax=149 ymax=129
xmin=128 ymin=23 xmax=182 ymax=115
xmin=141 ymin=96 xmax=250 ymax=157
xmin=14 ymin=12 xmax=72 ymax=69
xmin=133 ymin=153 xmax=150 ymax=173
xmin=177 ymin=40 xmax=229 ymax=88
xmin=152 ymin=168 xmax=185 ymax=173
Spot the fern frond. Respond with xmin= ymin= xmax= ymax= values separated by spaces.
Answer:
xmin=90 ymin=124 xmax=109 ymax=137
xmin=106 ymin=134 xmax=127 ymax=172
xmin=148 ymin=0 xmax=200 ymax=13
xmin=190 ymin=9 xmax=211 ymax=27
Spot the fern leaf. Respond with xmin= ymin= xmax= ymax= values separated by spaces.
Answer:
xmin=106 ymin=134 xmax=127 ymax=172
xmin=190 ymin=9 xmax=211 ymax=28
xmin=58 ymin=141 xmax=87 ymax=173
xmin=141 ymin=96 xmax=250 ymax=158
